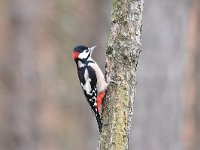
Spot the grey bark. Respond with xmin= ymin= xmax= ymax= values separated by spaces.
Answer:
xmin=98 ymin=0 xmax=144 ymax=150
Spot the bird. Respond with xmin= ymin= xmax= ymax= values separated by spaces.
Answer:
xmin=72 ymin=45 xmax=108 ymax=132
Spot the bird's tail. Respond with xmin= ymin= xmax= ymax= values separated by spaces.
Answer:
xmin=96 ymin=112 xmax=102 ymax=133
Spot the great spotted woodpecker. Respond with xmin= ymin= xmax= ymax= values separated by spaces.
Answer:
xmin=72 ymin=45 xmax=107 ymax=132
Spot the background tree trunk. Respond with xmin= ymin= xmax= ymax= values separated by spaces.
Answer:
xmin=7 ymin=0 xmax=40 ymax=150
xmin=131 ymin=1 xmax=191 ymax=150
xmin=183 ymin=0 xmax=200 ymax=149
xmin=98 ymin=0 xmax=144 ymax=149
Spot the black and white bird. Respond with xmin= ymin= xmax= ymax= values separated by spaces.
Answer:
xmin=72 ymin=45 xmax=107 ymax=132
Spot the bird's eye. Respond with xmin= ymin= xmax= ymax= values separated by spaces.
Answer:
xmin=85 ymin=49 xmax=89 ymax=53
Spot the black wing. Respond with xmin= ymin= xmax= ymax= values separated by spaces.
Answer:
xmin=77 ymin=66 xmax=102 ymax=132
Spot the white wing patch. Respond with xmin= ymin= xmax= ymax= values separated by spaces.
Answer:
xmin=81 ymin=68 xmax=92 ymax=95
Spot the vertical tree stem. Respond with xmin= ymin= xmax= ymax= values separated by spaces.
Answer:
xmin=98 ymin=0 xmax=144 ymax=150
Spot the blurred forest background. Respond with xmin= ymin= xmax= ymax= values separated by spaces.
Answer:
xmin=0 ymin=0 xmax=200 ymax=150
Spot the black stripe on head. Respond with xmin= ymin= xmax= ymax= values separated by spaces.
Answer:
xmin=74 ymin=45 xmax=88 ymax=53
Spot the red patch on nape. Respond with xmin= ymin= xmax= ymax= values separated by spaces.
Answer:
xmin=72 ymin=51 xmax=79 ymax=60
xmin=97 ymin=91 xmax=106 ymax=112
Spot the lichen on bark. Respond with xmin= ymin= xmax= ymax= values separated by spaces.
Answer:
xmin=98 ymin=0 xmax=144 ymax=150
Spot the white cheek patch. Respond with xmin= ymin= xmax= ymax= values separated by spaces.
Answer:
xmin=78 ymin=51 xmax=89 ymax=59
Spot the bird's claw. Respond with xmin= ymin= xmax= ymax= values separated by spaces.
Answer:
xmin=109 ymin=79 xmax=118 ymax=85
xmin=106 ymin=77 xmax=119 ymax=86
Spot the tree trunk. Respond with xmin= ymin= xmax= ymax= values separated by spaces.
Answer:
xmin=183 ymin=0 xmax=200 ymax=149
xmin=7 ymin=1 xmax=40 ymax=150
xmin=98 ymin=0 xmax=144 ymax=150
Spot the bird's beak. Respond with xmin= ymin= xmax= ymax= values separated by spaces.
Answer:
xmin=89 ymin=45 xmax=96 ymax=55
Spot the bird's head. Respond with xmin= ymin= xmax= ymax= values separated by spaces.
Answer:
xmin=72 ymin=45 xmax=96 ymax=61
